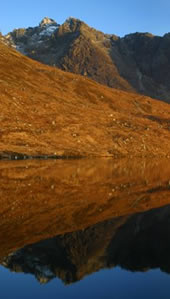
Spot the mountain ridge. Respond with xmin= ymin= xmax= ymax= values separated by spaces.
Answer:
xmin=2 ymin=17 xmax=170 ymax=102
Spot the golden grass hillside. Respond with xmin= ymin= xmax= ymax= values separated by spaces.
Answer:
xmin=0 ymin=42 xmax=170 ymax=157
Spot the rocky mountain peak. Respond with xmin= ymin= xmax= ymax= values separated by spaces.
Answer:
xmin=1 ymin=17 xmax=170 ymax=102
xmin=57 ymin=17 xmax=85 ymax=34
xmin=65 ymin=17 xmax=82 ymax=25
xmin=39 ymin=17 xmax=57 ymax=27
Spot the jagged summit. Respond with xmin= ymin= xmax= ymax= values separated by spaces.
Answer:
xmin=39 ymin=17 xmax=57 ymax=27
xmin=65 ymin=16 xmax=82 ymax=24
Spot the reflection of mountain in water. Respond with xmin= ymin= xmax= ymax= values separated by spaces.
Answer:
xmin=2 ymin=204 xmax=170 ymax=284
xmin=1 ymin=158 xmax=170 ymax=261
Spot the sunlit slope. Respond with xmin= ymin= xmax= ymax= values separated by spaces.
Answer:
xmin=0 ymin=42 xmax=170 ymax=157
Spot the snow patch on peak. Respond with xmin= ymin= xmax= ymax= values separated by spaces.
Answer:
xmin=39 ymin=25 xmax=59 ymax=37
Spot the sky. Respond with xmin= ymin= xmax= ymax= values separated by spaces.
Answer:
xmin=0 ymin=0 xmax=170 ymax=37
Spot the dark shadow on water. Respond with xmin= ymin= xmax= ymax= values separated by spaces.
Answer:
xmin=2 ymin=204 xmax=170 ymax=285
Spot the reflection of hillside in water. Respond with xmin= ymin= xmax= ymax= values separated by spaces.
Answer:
xmin=2 ymin=204 xmax=170 ymax=284
xmin=0 ymin=158 xmax=170 ymax=283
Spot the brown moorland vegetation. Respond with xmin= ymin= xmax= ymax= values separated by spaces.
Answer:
xmin=0 ymin=42 xmax=170 ymax=157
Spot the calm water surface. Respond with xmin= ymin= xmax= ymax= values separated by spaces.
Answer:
xmin=0 ymin=158 xmax=170 ymax=298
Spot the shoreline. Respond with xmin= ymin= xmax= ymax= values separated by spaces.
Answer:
xmin=0 ymin=152 xmax=169 ymax=160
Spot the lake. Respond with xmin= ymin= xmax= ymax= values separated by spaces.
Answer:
xmin=0 ymin=158 xmax=170 ymax=298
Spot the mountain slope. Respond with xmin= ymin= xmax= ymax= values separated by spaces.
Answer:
xmin=0 ymin=41 xmax=170 ymax=157
xmin=3 ymin=17 xmax=170 ymax=102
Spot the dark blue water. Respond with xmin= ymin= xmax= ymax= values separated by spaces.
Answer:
xmin=1 ymin=265 xmax=170 ymax=299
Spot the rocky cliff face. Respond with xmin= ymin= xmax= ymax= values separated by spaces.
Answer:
xmin=3 ymin=17 xmax=170 ymax=102
xmin=4 ymin=17 xmax=60 ymax=55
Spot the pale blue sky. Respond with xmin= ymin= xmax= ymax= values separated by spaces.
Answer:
xmin=1 ymin=0 xmax=170 ymax=36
